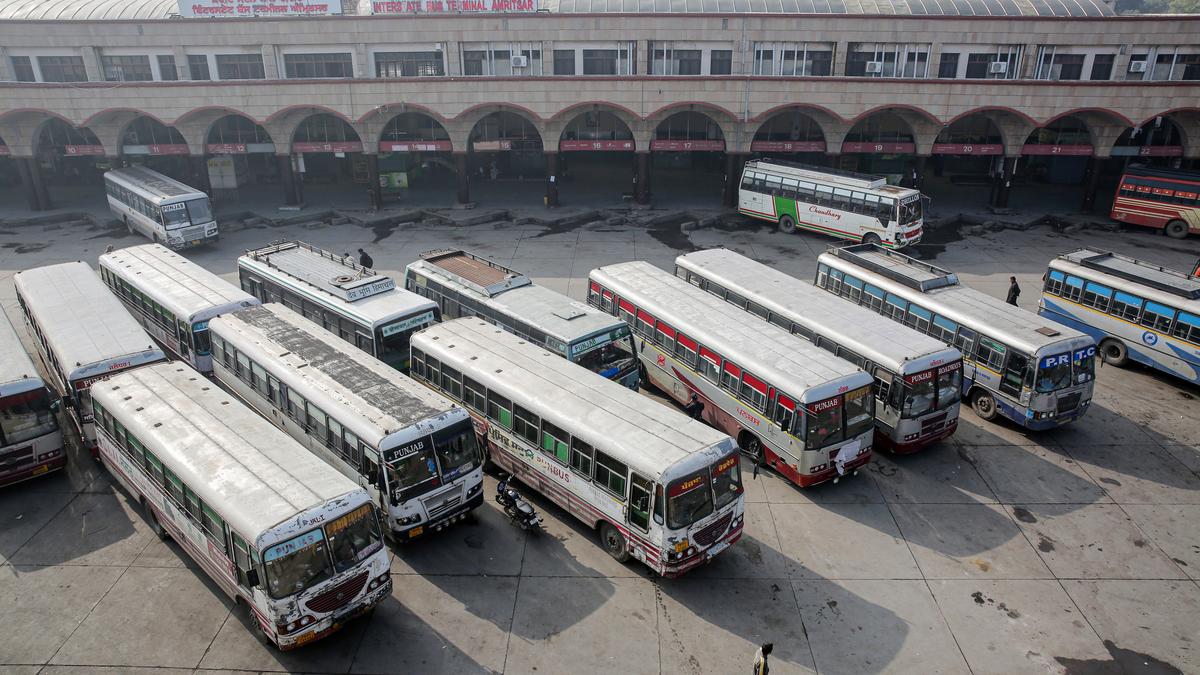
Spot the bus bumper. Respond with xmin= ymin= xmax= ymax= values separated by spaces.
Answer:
xmin=278 ymin=575 xmax=392 ymax=651
xmin=1021 ymin=403 xmax=1090 ymax=431
xmin=0 ymin=454 xmax=67 ymax=488
xmin=792 ymin=451 xmax=873 ymax=488
xmin=661 ymin=521 xmax=744 ymax=578
xmin=879 ymin=419 xmax=958 ymax=455
xmin=393 ymin=489 xmax=484 ymax=541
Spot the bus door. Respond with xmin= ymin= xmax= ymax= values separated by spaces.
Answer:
xmin=176 ymin=319 xmax=191 ymax=360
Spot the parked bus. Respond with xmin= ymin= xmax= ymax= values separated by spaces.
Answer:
xmin=739 ymin=159 xmax=923 ymax=248
xmin=1040 ymin=248 xmax=1200 ymax=385
xmin=104 ymin=166 xmax=218 ymax=249
xmin=589 ymin=261 xmax=875 ymax=488
xmin=0 ymin=311 xmax=64 ymax=487
xmin=13 ymin=262 xmax=167 ymax=451
xmin=816 ymin=244 xmax=1096 ymax=430
xmin=405 ymin=249 xmax=639 ymax=388
xmin=412 ymin=318 xmax=744 ymax=576
xmin=91 ymin=362 xmax=390 ymax=650
xmin=674 ymin=248 xmax=963 ymax=454
xmin=1110 ymin=164 xmax=1200 ymax=239
xmin=238 ymin=241 xmax=438 ymax=372
xmin=98 ymin=244 xmax=259 ymax=374
xmin=210 ymin=304 xmax=484 ymax=540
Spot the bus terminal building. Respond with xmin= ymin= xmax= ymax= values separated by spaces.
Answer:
xmin=0 ymin=0 xmax=1198 ymax=213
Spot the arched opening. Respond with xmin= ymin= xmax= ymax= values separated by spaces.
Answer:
xmin=841 ymin=112 xmax=916 ymax=178
xmin=291 ymin=113 xmax=365 ymax=205
xmin=0 ymin=133 xmax=16 ymax=204
xmin=119 ymin=116 xmax=193 ymax=183
xmin=928 ymin=115 xmax=1006 ymax=196
xmin=1020 ymin=116 xmax=1093 ymax=187
xmin=1112 ymin=117 xmax=1185 ymax=167
xmin=651 ymin=111 xmax=726 ymax=206
xmin=558 ymin=110 xmax=636 ymax=203
xmin=379 ymin=112 xmax=454 ymax=205
xmin=205 ymin=114 xmax=278 ymax=199
xmin=751 ymin=110 xmax=827 ymax=163
xmin=468 ymin=111 xmax=545 ymax=204
xmin=35 ymin=118 xmax=108 ymax=207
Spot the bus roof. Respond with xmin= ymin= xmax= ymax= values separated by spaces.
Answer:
xmin=1122 ymin=164 xmax=1200 ymax=184
xmin=413 ymin=318 xmax=734 ymax=482
xmin=744 ymin=158 xmax=919 ymax=198
xmin=675 ymin=248 xmax=960 ymax=374
xmin=409 ymin=250 xmax=626 ymax=345
xmin=93 ymin=362 xmax=366 ymax=543
xmin=1053 ymin=248 xmax=1200 ymax=302
xmin=0 ymin=310 xmax=44 ymax=397
xmin=820 ymin=245 xmax=1090 ymax=355
xmin=238 ymin=241 xmax=436 ymax=327
xmin=105 ymin=166 xmax=205 ymax=204
xmin=99 ymin=244 xmax=260 ymax=323
xmin=590 ymin=261 xmax=872 ymax=403
xmin=211 ymin=304 xmax=461 ymax=449
xmin=13 ymin=262 xmax=165 ymax=380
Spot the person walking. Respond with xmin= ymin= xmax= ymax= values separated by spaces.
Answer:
xmin=752 ymin=643 xmax=773 ymax=675
xmin=683 ymin=392 xmax=704 ymax=421
xmin=1006 ymin=276 xmax=1021 ymax=307
xmin=358 ymin=248 xmax=374 ymax=269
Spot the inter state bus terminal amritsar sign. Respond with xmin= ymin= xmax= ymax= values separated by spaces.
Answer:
xmin=178 ymin=0 xmax=342 ymax=17
xmin=368 ymin=0 xmax=536 ymax=12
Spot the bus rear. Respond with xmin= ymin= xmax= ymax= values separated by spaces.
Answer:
xmin=0 ymin=315 xmax=64 ymax=487
xmin=886 ymin=356 xmax=962 ymax=453
xmin=1110 ymin=165 xmax=1200 ymax=239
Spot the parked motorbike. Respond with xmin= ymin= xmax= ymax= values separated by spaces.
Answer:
xmin=495 ymin=476 xmax=542 ymax=534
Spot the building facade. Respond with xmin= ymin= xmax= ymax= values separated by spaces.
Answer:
xmin=0 ymin=0 xmax=1198 ymax=211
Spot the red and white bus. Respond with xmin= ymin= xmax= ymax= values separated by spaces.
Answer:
xmin=1111 ymin=164 xmax=1200 ymax=239
xmin=1 ymin=311 xmax=64 ymax=487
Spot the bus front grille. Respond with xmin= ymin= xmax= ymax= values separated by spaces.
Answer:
xmin=921 ymin=413 xmax=948 ymax=436
xmin=424 ymin=491 xmax=462 ymax=520
xmin=693 ymin=512 xmax=732 ymax=547
xmin=305 ymin=570 xmax=369 ymax=615
xmin=1057 ymin=392 xmax=1082 ymax=414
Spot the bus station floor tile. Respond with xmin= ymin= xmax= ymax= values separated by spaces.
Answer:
xmin=0 ymin=564 xmax=125 ymax=664
xmin=1063 ymin=442 xmax=1200 ymax=505
xmin=868 ymin=446 xmax=999 ymax=505
xmin=769 ymin=502 xmax=922 ymax=580
xmin=959 ymin=443 xmax=1114 ymax=505
xmin=1060 ymin=579 xmax=1200 ymax=673
xmin=1119 ymin=504 xmax=1200 ymax=581
xmin=887 ymin=502 xmax=1055 ymax=580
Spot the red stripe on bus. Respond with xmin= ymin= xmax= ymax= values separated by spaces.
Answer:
xmin=658 ymin=323 xmax=676 ymax=339
xmin=677 ymin=333 xmax=697 ymax=351
xmin=723 ymin=361 xmax=741 ymax=378
xmin=637 ymin=308 xmax=655 ymax=324
xmin=742 ymin=371 xmax=766 ymax=395
xmin=618 ymin=298 xmax=633 ymax=313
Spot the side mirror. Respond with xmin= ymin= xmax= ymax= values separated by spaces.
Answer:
xmin=50 ymin=398 xmax=62 ymax=412
xmin=245 ymin=569 xmax=260 ymax=588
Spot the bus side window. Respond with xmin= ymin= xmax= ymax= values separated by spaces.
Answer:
xmin=628 ymin=474 xmax=652 ymax=532
xmin=232 ymin=533 xmax=255 ymax=588
xmin=1082 ymin=282 xmax=1112 ymax=312
xmin=177 ymin=320 xmax=191 ymax=356
xmin=874 ymin=371 xmax=892 ymax=406
xmin=653 ymin=483 xmax=664 ymax=525
xmin=1045 ymin=270 xmax=1065 ymax=295
xmin=363 ymin=449 xmax=384 ymax=492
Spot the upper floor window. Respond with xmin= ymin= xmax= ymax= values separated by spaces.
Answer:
xmin=157 ymin=55 xmax=178 ymax=81
xmin=39 ymin=55 xmax=87 ymax=83
xmin=1128 ymin=47 xmax=1200 ymax=81
xmin=102 ymin=55 xmax=153 ymax=82
xmin=710 ymin=49 xmax=733 ymax=75
xmin=284 ymin=52 xmax=353 ymax=79
xmin=375 ymin=51 xmax=444 ymax=77
xmin=649 ymin=43 xmax=702 ymax=75
xmin=583 ymin=46 xmax=633 ymax=75
xmin=1034 ymin=47 xmax=1085 ymax=80
xmin=846 ymin=43 xmax=929 ymax=78
xmin=553 ymin=49 xmax=575 ymax=75
xmin=188 ymin=54 xmax=211 ymax=81
xmin=753 ymin=43 xmax=834 ymax=76
xmin=463 ymin=45 xmax=543 ymax=76
xmin=216 ymin=54 xmax=265 ymax=80
xmin=10 ymin=56 xmax=35 ymax=82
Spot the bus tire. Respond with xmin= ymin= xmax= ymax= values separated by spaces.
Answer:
xmin=242 ymin=599 xmax=273 ymax=647
xmin=1165 ymin=220 xmax=1189 ymax=239
xmin=739 ymin=432 xmax=765 ymax=464
xmin=598 ymin=522 xmax=630 ymax=563
xmin=862 ymin=232 xmax=882 ymax=246
xmin=1100 ymin=338 xmax=1129 ymax=367
xmin=778 ymin=215 xmax=797 ymax=234
xmin=970 ymin=390 xmax=998 ymax=422
xmin=123 ymin=215 xmax=133 ymax=235
xmin=142 ymin=498 xmax=167 ymax=541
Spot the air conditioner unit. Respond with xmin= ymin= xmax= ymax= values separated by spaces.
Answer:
xmin=988 ymin=61 xmax=1008 ymax=74
xmin=1128 ymin=60 xmax=1147 ymax=73
xmin=511 ymin=55 xmax=529 ymax=68
xmin=865 ymin=61 xmax=883 ymax=74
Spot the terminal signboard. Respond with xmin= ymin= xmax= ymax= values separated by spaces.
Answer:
xmin=177 ymin=0 xmax=343 ymax=17
xmin=366 ymin=0 xmax=536 ymax=12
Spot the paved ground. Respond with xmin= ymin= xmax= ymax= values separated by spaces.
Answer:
xmin=1 ymin=208 xmax=1198 ymax=674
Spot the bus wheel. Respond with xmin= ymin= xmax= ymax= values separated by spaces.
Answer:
xmin=1165 ymin=220 xmax=1189 ymax=239
xmin=243 ymin=600 xmax=273 ymax=647
xmin=862 ymin=232 xmax=882 ymax=246
xmin=599 ymin=522 xmax=630 ymax=563
xmin=739 ymin=433 xmax=765 ymax=464
xmin=971 ymin=390 xmax=997 ymax=421
xmin=1100 ymin=339 xmax=1128 ymax=367
xmin=123 ymin=216 xmax=133 ymax=235
xmin=142 ymin=498 xmax=167 ymax=541
xmin=778 ymin=215 xmax=797 ymax=234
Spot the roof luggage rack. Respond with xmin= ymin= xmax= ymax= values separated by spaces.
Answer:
xmin=244 ymin=240 xmax=395 ymax=302
xmin=418 ymin=249 xmax=531 ymax=297
xmin=825 ymin=243 xmax=959 ymax=292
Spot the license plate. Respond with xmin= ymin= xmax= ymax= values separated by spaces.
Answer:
xmin=32 ymin=465 xmax=49 ymax=475
xmin=408 ymin=526 xmax=424 ymax=539
xmin=293 ymin=630 xmax=318 ymax=647
xmin=189 ymin=240 xmax=201 ymax=247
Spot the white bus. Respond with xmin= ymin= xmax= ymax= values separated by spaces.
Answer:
xmin=589 ymin=261 xmax=876 ymax=489
xmin=210 ymin=303 xmax=484 ymax=541
xmin=13 ymin=262 xmax=167 ymax=452
xmin=91 ymin=363 xmax=390 ymax=650
xmin=675 ymin=248 xmax=963 ymax=454
xmin=98 ymin=244 xmax=260 ymax=374
xmin=412 ymin=318 xmax=745 ymax=576
xmin=238 ymin=241 xmax=439 ymax=372
xmin=405 ymin=249 xmax=640 ymax=388
xmin=1040 ymin=248 xmax=1200 ymax=385
xmin=817 ymin=244 xmax=1097 ymax=430
xmin=104 ymin=166 xmax=218 ymax=249
xmin=739 ymin=159 xmax=923 ymax=248
xmin=0 ymin=311 xmax=64 ymax=488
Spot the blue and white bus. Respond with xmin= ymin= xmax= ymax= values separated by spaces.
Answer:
xmin=1040 ymin=248 xmax=1200 ymax=385
xmin=816 ymin=244 xmax=1096 ymax=430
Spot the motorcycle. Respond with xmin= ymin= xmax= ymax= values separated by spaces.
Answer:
xmin=495 ymin=476 xmax=542 ymax=534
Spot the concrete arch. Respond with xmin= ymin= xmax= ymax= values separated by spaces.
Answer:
xmin=548 ymin=104 xmax=641 ymax=152
xmin=848 ymin=104 xmax=941 ymax=128
xmin=449 ymin=104 xmax=546 ymax=156
xmin=116 ymin=115 xmax=192 ymax=155
xmin=34 ymin=117 xmax=106 ymax=155
xmin=265 ymin=106 xmax=364 ymax=155
xmin=174 ymin=109 xmax=266 ymax=154
xmin=939 ymin=107 xmax=1037 ymax=156
xmin=365 ymin=108 xmax=454 ymax=153
xmin=647 ymin=103 xmax=738 ymax=151
xmin=357 ymin=102 xmax=451 ymax=126
xmin=748 ymin=106 xmax=838 ymax=155
xmin=1142 ymin=109 xmax=1200 ymax=158
xmin=0 ymin=109 xmax=80 ymax=156
xmin=1041 ymin=108 xmax=1134 ymax=130
xmin=174 ymin=105 xmax=263 ymax=128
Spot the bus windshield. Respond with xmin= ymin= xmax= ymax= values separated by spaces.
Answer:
xmin=805 ymin=396 xmax=844 ymax=449
xmin=325 ymin=504 xmax=383 ymax=574
xmin=386 ymin=444 xmax=440 ymax=500
xmin=377 ymin=311 xmax=436 ymax=371
xmin=573 ymin=327 xmax=636 ymax=379
xmin=899 ymin=199 xmax=922 ymax=226
xmin=902 ymin=365 xmax=962 ymax=418
xmin=1037 ymin=347 xmax=1094 ymax=393
xmin=937 ymin=365 xmax=963 ymax=410
xmin=185 ymin=198 xmax=213 ymax=225
xmin=0 ymin=389 xmax=59 ymax=446
xmin=433 ymin=422 xmax=481 ymax=481
xmin=160 ymin=203 xmax=190 ymax=229
xmin=264 ymin=529 xmax=334 ymax=599
xmin=667 ymin=469 xmax=713 ymax=530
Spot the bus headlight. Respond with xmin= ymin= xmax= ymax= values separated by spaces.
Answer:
xmin=810 ymin=463 xmax=827 ymax=474
xmin=466 ymin=482 xmax=482 ymax=498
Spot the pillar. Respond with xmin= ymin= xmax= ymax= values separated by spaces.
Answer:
xmin=544 ymin=151 xmax=559 ymax=207
xmin=365 ymin=153 xmax=382 ymax=210
xmin=190 ymin=155 xmax=211 ymax=196
xmin=29 ymin=157 xmax=51 ymax=211
xmin=454 ymin=152 xmax=470 ymax=204
xmin=913 ymin=156 xmax=929 ymax=192
xmin=1079 ymin=157 xmax=1102 ymax=213
xmin=994 ymin=156 xmax=1017 ymax=209
xmin=722 ymin=152 xmax=747 ymax=208
xmin=634 ymin=151 xmax=650 ymax=204
xmin=16 ymin=157 xmax=43 ymax=211
xmin=278 ymin=155 xmax=299 ymax=206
